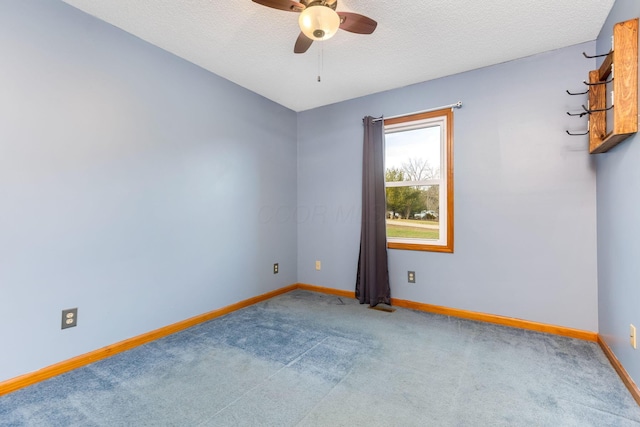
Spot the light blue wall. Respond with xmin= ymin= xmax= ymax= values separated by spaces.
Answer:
xmin=596 ymin=0 xmax=640 ymax=391
xmin=298 ymin=43 xmax=599 ymax=332
xmin=0 ymin=1 xmax=297 ymax=382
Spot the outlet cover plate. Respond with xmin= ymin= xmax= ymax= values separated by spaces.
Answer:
xmin=273 ymin=263 xmax=279 ymax=274
xmin=61 ymin=308 xmax=78 ymax=329
xmin=408 ymin=271 xmax=415 ymax=283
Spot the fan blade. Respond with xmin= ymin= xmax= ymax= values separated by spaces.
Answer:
xmin=252 ymin=0 xmax=304 ymax=12
xmin=294 ymin=32 xmax=313 ymax=54
xmin=338 ymin=12 xmax=377 ymax=34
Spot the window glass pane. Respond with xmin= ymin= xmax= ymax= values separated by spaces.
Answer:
xmin=386 ymin=185 xmax=439 ymax=240
xmin=385 ymin=126 xmax=441 ymax=180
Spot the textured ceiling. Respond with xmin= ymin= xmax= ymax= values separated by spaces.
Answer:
xmin=61 ymin=0 xmax=616 ymax=112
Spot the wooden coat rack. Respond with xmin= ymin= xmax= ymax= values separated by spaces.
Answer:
xmin=588 ymin=18 xmax=638 ymax=154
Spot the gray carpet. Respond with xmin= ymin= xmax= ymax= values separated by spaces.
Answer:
xmin=1 ymin=290 xmax=639 ymax=426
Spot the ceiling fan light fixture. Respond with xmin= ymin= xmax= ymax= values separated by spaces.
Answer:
xmin=298 ymin=5 xmax=340 ymax=41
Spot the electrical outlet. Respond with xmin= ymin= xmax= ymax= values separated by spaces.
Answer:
xmin=631 ymin=324 xmax=637 ymax=349
xmin=61 ymin=308 xmax=77 ymax=330
xmin=273 ymin=263 xmax=279 ymax=274
xmin=408 ymin=271 xmax=415 ymax=283
xmin=315 ymin=260 xmax=321 ymax=271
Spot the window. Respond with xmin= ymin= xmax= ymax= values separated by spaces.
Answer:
xmin=384 ymin=108 xmax=454 ymax=253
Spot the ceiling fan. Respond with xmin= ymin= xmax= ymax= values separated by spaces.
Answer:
xmin=252 ymin=0 xmax=377 ymax=53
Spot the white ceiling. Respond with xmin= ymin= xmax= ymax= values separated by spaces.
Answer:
xmin=61 ymin=0 xmax=616 ymax=112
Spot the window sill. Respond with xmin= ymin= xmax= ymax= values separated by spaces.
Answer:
xmin=388 ymin=241 xmax=453 ymax=253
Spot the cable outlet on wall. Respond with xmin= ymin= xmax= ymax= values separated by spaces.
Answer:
xmin=273 ymin=263 xmax=279 ymax=274
xmin=61 ymin=308 xmax=77 ymax=330
xmin=315 ymin=260 xmax=321 ymax=271
xmin=631 ymin=324 xmax=637 ymax=349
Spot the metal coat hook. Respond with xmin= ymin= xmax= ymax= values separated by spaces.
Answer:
xmin=566 ymin=89 xmax=589 ymax=96
xmin=581 ymin=104 xmax=614 ymax=113
xmin=566 ymin=130 xmax=589 ymax=136
xmin=567 ymin=111 xmax=588 ymax=118
xmin=583 ymin=51 xmax=611 ymax=59
xmin=583 ymin=78 xmax=613 ymax=86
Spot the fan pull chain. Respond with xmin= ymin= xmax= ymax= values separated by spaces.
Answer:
xmin=317 ymin=41 xmax=324 ymax=82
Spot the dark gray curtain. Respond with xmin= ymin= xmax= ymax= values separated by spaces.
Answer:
xmin=355 ymin=116 xmax=391 ymax=307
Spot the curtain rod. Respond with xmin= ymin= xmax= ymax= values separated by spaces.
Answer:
xmin=371 ymin=101 xmax=463 ymax=122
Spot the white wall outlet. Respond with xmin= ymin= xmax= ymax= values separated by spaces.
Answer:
xmin=631 ymin=324 xmax=637 ymax=349
xmin=273 ymin=263 xmax=279 ymax=274
xmin=315 ymin=260 xmax=321 ymax=271
xmin=408 ymin=271 xmax=415 ymax=283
